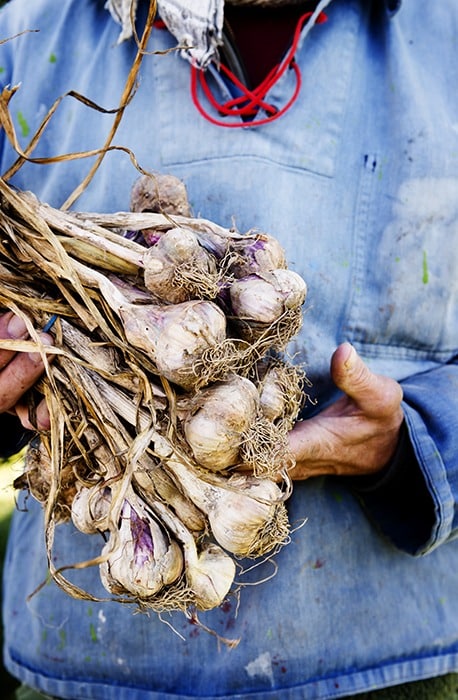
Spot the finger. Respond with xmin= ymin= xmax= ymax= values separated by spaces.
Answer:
xmin=0 ymin=333 xmax=54 ymax=412
xmin=15 ymin=397 xmax=51 ymax=431
xmin=331 ymin=342 xmax=403 ymax=417
xmin=0 ymin=312 xmax=29 ymax=369
xmin=287 ymin=423 xmax=323 ymax=477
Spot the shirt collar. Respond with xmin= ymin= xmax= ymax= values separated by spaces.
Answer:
xmin=106 ymin=0 xmax=402 ymax=63
xmin=105 ymin=0 xmax=224 ymax=65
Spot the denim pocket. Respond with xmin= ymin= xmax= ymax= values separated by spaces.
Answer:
xmin=150 ymin=1 xmax=362 ymax=178
xmin=343 ymin=164 xmax=458 ymax=362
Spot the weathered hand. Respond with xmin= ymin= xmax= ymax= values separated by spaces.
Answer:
xmin=0 ymin=312 xmax=53 ymax=430
xmin=288 ymin=342 xmax=404 ymax=480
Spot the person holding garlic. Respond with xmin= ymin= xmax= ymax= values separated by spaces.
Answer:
xmin=0 ymin=0 xmax=457 ymax=699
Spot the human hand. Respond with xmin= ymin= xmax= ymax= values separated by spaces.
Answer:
xmin=0 ymin=312 xmax=53 ymax=430
xmin=287 ymin=342 xmax=404 ymax=480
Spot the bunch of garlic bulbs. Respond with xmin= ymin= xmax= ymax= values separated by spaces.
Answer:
xmin=0 ymin=173 xmax=309 ymax=622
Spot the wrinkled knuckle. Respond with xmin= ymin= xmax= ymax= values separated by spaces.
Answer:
xmin=383 ymin=385 xmax=404 ymax=422
xmin=389 ymin=380 xmax=404 ymax=409
xmin=370 ymin=379 xmax=403 ymax=421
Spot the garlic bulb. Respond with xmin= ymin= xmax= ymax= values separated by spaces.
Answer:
xmin=166 ymin=460 xmax=289 ymax=558
xmin=269 ymin=268 xmax=308 ymax=309
xmin=187 ymin=543 xmax=236 ymax=611
xmin=99 ymin=491 xmax=183 ymax=598
xmin=130 ymin=173 xmax=191 ymax=217
xmin=71 ymin=483 xmax=112 ymax=534
xmin=183 ymin=375 xmax=259 ymax=471
xmin=230 ymin=233 xmax=287 ymax=277
xmin=257 ymin=360 xmax=305 ymax=429
xmin=258 ymin=369 xmax=285 ymax=422
xmin=142 ymin=227 xmax=219 ymax=303
xmin=229 ymin=269 xmax=307 ymax=324
xmin=152 ymin=499 xmax=236 ymax=610
xmin=117 ymin=299 xmax=227 ymax=390
xmin=82 ymin=271 xmax=228 ymax=391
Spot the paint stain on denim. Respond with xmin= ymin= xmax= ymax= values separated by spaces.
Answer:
xmin=422 ymin=249 xmax=429 ymax=284
xmin=16 ymin=111 xmax=30 ymax=137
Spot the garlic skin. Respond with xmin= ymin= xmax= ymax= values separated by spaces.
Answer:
xmin=210 ymin=476 xmax=288 ymax=558
xmin=187 ymin=543 xmax=236 ymax=611
xmin=258 ymin=369 xmax=286 ymax=423
xmin=231 ymin=233 xmax=287 ymax=277
xmin=71 ymin=483 xmax=112 ymax=534
xmin=151 ymin=499 xmax=236 ymax=610
xmin=257 ymin=362 xmax=305 ymax=429
xmin=94 ymin=275 xmax=228 ymax=390
xmin=166 ymin=460 xmax=289 ymax=558
xmin=183 ymin=375 xmax=260 ymax=471
xmin=130 ymin=173 xmax=191 ymax=217
xmin=134 ymin=467 xmax=207 ymax=534
xmin=100 ymin=495 xmax=183 ymax=598
xmin=118 ymin=299 xmax=227 ymax=390
xmin=142 ymin=227 xmax=219 ymax=304
xmin=229 ymin=269 xmax=307 ymax=324
xmin=269 ymin=268 xmax=308 ymax=309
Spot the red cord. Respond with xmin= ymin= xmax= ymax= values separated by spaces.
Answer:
xmin=190 ymin=10 xmax=327 ymax=128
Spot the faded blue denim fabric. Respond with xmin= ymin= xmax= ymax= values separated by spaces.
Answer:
xmin=1 ymin=0 xmax=458 ymax=698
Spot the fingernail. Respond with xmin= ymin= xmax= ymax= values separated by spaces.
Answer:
xmin=7 ymin=315 xmax=28 ymax=339
xmin=342 ymin=342 xmax=357 ymax=370
xmin=36 ymin=400 xmax=51 ymax=431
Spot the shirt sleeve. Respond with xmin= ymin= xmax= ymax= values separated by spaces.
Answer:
xmin=349 ymin=359 xmax=458 ymax=556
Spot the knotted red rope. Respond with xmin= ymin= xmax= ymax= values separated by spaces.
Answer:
xmin=190 ymin=10 xmax=327 ymax=128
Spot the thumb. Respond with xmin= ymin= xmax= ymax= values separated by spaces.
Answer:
xmin=330 ymin=342 xmax=403 ymax=417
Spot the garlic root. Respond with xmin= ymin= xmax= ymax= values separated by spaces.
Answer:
xmin=142 ymin=227 xmax=220 ymax=303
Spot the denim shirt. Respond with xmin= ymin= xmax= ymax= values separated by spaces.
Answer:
xmin=1 ymin=1 xmax=458 ymax=698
